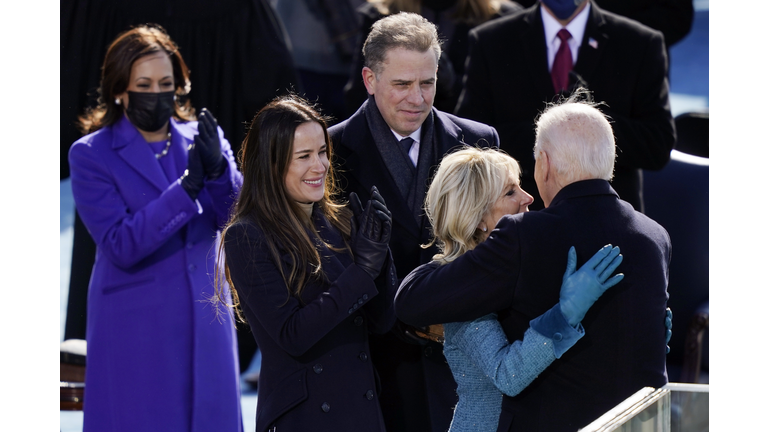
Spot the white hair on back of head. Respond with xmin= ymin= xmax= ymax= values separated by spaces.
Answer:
xmin=533 ymin=89 xmax=616 ymax=183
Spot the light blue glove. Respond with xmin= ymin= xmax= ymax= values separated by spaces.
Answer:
xmin=559 ymin=245 xmax=624 ymax=327
xmin=665 ymin=307 xmax=673 ymax=354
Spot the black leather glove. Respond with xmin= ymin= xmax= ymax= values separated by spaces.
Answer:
xmin=194 ymin=108 xmax=226 ymax=180
xmin=180 ymin=142 xmax=205 ymax=200
xmin=349 ymin=186 xmax=392 ymax=279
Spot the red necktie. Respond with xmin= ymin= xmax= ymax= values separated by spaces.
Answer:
xmin=551 ymin=29 xmax=573 ymax=93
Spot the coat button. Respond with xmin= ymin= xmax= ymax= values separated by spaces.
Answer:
xmin=321 ymin=402 xmax=330 ymax=412
xmin=553 ymin=332 xmax=563 ymax=342
xmin=362 ymin=294 xmax=368 ymax=301
xmin=351 ymin=303 xmax=358 ymax=311
xmin=359 ymin=352 xmax=368 ymax=361
xmin=354 ymin=316 xmax=364 ymax=326
xmin=348 ymin=308 xmax=354 ymax=314
xmin=366 ymin=390 xmax=374 ymax=400
xmin=313 ymin=364 xmax=323 ymax=374
xmin=357 ymin=298 xmax=364 ymax=305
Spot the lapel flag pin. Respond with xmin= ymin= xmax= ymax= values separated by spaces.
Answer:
xmin=589 ymin=38 xmax=598 ymax=49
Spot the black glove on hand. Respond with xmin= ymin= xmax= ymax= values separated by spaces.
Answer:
xmin=180 ymin=142 xmax=205 ymax=200
xmin=349 ymin=186 xmax=392 ymax=279
xmin=194 ymin=108 xmax=226 ymax=180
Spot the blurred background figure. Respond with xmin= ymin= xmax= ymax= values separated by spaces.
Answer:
xmin=515 ymin=0 xmax=694 ymax=60
xmin=455 ymin=0 xmax=676 ymax=213
xmin=68 ymin=24 xmax=243 ymax=431
xmin=343 ymin=0 xmax=524 ymax=116
xmin=271 ymin=0 xmax=366 ymax=124
xmin=61 ymin=0 xmax=299 ymax=382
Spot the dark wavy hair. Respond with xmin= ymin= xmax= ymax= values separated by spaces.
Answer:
xmin=216 ymin=94 xmax=352 ymax=322
xmin=77 ymin=23 xmax=195 ymax=134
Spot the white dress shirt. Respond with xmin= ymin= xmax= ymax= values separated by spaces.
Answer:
xmin=392 ymin=127 xmax=421 ymax=166
xmin=541 ymin=2 xmax=591 ymax=71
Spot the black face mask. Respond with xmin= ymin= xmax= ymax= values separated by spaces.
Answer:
xmin=125 ymin=91 xmax=176 ymax=132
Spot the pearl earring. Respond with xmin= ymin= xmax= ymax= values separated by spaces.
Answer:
xmin=115 ymin=98 xmax=121 ymax=105
xmin=482 ymin=227 xmax=487 ymax=232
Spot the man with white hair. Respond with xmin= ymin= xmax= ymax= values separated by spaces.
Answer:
xmin=396 ymin=91 xmax=672 ymax=431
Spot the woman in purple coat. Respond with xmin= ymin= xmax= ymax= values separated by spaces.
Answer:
xmin=68 ymin=24 xmax=243 ymax=431
xmin=216 ymin=95 xmax=397 ymax=432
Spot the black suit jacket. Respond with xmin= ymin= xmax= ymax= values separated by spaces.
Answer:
xmin=328 ymin=99 xmax=500 ymax=432
xmin=396 ymin=179 xmax=671 ymax=431
xmin=455 ymin=2 xmax=675 ymax=212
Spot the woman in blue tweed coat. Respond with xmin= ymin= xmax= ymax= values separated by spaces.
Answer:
xmin=420 ymin=147 xmax=624 ymax=431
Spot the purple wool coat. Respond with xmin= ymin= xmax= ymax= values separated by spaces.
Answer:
xmin=69 ymin=115 xmax=244 ymax=432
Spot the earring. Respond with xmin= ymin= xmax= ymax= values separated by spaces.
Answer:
xmin=115 ymin=98 xmax=121 ymax=105
xmin=483 ymin=227 xmax=487 ymax=232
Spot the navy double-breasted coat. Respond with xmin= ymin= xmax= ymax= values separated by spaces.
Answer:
xmin=223 ymin=208 xmax=398 ymax=432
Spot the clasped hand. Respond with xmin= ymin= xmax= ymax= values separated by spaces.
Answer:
xmin=559 ymin=245 xmax=624 ymax=327
xmin=349 ymin=186 xmax=392 ymax=279
xmin=180 ymin=108 xmax=226 ymax=200
xmin=194 ymin=108 xmax=226 ymax=180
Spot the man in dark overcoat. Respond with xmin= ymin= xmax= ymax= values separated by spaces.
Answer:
xmin=455 ymin=0 xmax=676 ymax=213
xmin=396 ymin=93 xmax=671 ymax=431
xmin=328 ymin=12 xmax=501 ymax=432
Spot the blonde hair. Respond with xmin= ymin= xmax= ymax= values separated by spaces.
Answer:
xmin=425 ymin=146 xmax=521 ymax=263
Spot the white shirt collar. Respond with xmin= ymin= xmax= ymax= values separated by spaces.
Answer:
xmin=391 ymin=126 xmax=421 ymax=166
xmin=541 ymin=2 xmax=591 ymax=70
xmin=391 ymin=126 xmax=421 ymax=144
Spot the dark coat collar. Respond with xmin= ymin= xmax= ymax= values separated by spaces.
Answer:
xmin=340 ymin=98 xmax=464 ymax=154
xmin=335 ymin=99 xmax=466 ymax=237
xmin=548 ymin=179 xmax=618 ymax=208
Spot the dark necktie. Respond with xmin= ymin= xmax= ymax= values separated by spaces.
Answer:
xmin=551 ymin=29 xmax=573 ymax=93
xmin=400 ymin=137 xmax=415 ymax=166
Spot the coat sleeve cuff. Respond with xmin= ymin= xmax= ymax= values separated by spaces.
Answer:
xmin=529 ymin=304 xmax=584 ymax=358
xmin=174 ymin=178 xmax=203 ymax=214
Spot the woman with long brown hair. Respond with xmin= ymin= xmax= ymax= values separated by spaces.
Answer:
xmin=218 ymin=94 xmax=397 ymax=431
xmin=68 ymin=24 xmax=242 ymax=431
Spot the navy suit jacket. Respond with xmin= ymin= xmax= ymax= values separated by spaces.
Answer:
xmin=329 ymin=100 xmax=500 ymax=432
xmin=456 ymin=2 xmax=675 ymax=212
xmin=396 ymin=180 xmax=671 ymax=431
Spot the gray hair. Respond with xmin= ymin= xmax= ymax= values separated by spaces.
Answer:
xmin=363 ymin=12 xmax=442 ymax=76
xmin=425 ymin=146 xmax=521 ymax=264
xmin=533 ymin=90 xmax=616 ymax=183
